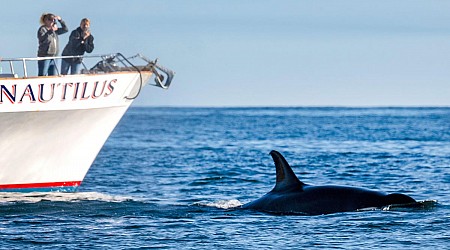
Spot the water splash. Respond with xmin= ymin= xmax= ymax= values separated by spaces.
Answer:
xmin=198 ymin=199 xmax=243 ymax=209
xmin=382 ymin=200 xmax=438 ymax=211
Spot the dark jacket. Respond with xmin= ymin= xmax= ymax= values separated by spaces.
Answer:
xmin=37 ymin=20 xmax=68 ymax=57
xmin=62 ymin=27 xmax=94 ymax=63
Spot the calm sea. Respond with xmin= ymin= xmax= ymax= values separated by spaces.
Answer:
xmin=0 ymin=107 xmax=449 ymax=249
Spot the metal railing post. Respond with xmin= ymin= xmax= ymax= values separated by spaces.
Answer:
xmin=9 ymin=61 xmax=14 ymax=75
xmin=22 ymin=59 xmax=27 ymax=78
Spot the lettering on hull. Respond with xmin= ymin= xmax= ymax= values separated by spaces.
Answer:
xmin=0 ymin=79 xmax=117 ymax=104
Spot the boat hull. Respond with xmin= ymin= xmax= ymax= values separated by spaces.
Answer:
xmin=0 ymin=72 xmax=152 ymax=192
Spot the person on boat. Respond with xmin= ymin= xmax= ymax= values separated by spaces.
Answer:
xmin=61 ymin=18 xmax=94 ymax=75
xmin=37 ymin=13 xmax=68 ymax=76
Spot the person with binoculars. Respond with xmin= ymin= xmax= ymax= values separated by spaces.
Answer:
xmin=37 ymin=13 xmax=68 ymax=76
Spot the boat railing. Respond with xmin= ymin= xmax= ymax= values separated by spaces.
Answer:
xmin=0 ymin=53 xmax=174 ymax=90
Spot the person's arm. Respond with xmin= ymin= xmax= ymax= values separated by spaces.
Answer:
xmin=84 ymin=35 xmax=94 ymax=53
xmin=56 ymin=19 xmax=68 ymax=35
xmin=69 ymin=29 xmax=82 ymax=45
xmin=37 ymin=26 xmax=53 ymax=43
xmin=70 ymin=30 xmax=85 ymax=52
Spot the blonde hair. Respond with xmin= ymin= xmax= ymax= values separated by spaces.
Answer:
xmin=39 ymin=13 xmax=55 ymax=25
xmin=80 ymin=18 xmax=90 ymax=26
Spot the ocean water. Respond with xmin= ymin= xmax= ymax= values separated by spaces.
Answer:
xmin=0 ymin=107 xmax=449 ymax=249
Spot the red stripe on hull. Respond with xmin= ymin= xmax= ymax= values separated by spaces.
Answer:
xmin=0 ymin=181 xmax=82 ymax=189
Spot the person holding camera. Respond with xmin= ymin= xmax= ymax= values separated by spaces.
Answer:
xmin=61 ymin=18 xmax=94 ymax=75
xmin=37 ymin=13 xmax=68 ymax=76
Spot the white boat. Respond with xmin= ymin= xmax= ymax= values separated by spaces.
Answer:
xmin=0 ymin=53 xmax=174 ymax=192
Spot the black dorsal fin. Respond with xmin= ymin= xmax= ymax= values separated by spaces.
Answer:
xmin=270 ymin=150 xmax=305 ymax=192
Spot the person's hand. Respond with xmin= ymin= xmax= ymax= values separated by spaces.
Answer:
xmin=51 ymin=16 xmax=60 ymax=31
xmin=83 ymin=30 xmax=91 ymax=39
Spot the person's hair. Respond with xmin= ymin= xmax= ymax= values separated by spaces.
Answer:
xmin=40 ymin=13 xmax=55 ymax=25
xmin=80 ymin=18 xmax=90 ymax=26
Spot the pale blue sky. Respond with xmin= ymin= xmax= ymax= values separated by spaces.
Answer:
xmin=1 ymin=1 xmax=450 ymax=106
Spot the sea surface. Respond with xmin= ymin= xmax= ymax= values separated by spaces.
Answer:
xmin=0 ymin=107 xmax=449 ymax=249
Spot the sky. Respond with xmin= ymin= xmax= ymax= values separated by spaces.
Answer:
xmin=1 ymin=0 xmax=450 ymax=107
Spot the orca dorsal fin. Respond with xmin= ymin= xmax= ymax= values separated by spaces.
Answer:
xmin=270 ymin=150 xmax=305 ymax=192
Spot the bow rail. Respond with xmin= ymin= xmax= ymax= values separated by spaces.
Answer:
xmin=0 ymin=53 xmax=174 ymax=90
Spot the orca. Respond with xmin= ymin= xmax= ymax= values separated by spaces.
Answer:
xmin=242 ymin=150 xmax=416 ymax=215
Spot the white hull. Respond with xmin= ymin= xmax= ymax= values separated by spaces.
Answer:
xmin=0 ymin=71 xmax=153 ymax=191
